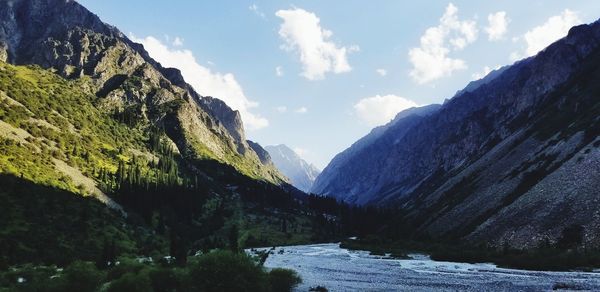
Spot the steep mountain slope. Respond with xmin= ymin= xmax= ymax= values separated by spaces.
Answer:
xmin=265 ymin=145 xmax=320 ymax=193
xmin=0 ymin=0 xmax=285 ymax=184
xmin=314 ymin=21 xmax=600 ymax=247
xmin=0 ymin=0 xmax=326 ymax=266
xmin=311 ymin=105 xmax=441 ymax=204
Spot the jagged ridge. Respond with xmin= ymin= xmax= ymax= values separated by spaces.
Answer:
xmin=0 ymin=0 xmax=285 ymax=184
xmin=313 ymin=21 xmax=600 ymax=247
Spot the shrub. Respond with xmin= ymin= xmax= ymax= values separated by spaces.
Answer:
xmin=268 ymin=268 xmax=302 ymax=292
xmin=187 ymin=250 xmax=268 ymax=292
xmin=108 ymin=270 xmax=153 ymax=292
xmin=106 ymin=257 xmax=145 ymax=281
xmin=62 ymin=261 xmax=105 ymax=292
xmin=148 ymin=267 xmax=184 ymax=292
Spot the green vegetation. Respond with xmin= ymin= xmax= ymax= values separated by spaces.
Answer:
xmin=0 ymin=61 xmax=323 ymax=290
xmin=0 ymin=174 xmax=143 ymax=266
xmin=0 ymin=251 xmax=301 ymax=292
xmin=0 ymin=61 xmax=397 ymax=291
xmin=268 ymin=268 xmax=302 ymax=292
xmin=0 ymin=61 xmax=324 ymax=251
xmin=4 ymin=40 xmax=595 ymax=291
xmin=0 ymin=61 xmax=145 ymax=195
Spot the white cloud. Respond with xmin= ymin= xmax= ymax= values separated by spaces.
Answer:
xmin=408 ymin=3 xmax=478 ymax=84
xmin=295 ymin=106 xmax=308 ymax=114
xmin=249 ymin=4 xmax=266 ymax=19
xmin=130 ymin=35 xmax=268 ymax=130
xmin=353 ymin=94 xmax=418 ymax=126
xmin=509 ymin=51 xmax=521 ymax=61
xmin=485 ymin=11 xmax=509 ymax=41
xmin=511 ymin=9 xmax=581 ymax=60
xmin=276 ymin=106 xmax=288 ymax=113
xmin=172 ymin=36 xmax=184 ymax=47
xmin=275 ymin=8 xmax=357 ymax=80
xmin=472 ymin=65 xmax=501 ymax=80
xmin=348 ymin=45 xmax=361 ymax=53
xmin=376 ymin=69 xmax=387 ymax=76
xmin=275 ymin=66 xmax=284 ymax=76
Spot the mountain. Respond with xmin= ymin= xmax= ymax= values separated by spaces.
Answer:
xmin=312 ymin=20 xmax=600 ymax=248
xmin=0 ymin=0 xmax=331 ymax=268
xmin=311 ymin=105 xmax=441 ymax=204
xmin=455 ymin=65 xmax=508 ymax=96
xmin=265 ymin=145 xmax=320 ymax=193
xmin=0 ymin=0 xmax=285 ymax=185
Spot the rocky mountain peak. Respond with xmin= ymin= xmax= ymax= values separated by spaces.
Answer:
xmin=199 ymin=96 xmax=246 ymax=150
xmin=265 ymin=144 xmax=320 ymax=193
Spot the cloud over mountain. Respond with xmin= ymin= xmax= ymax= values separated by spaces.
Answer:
xmin=131 ymin=35 xmax=269 ymax=130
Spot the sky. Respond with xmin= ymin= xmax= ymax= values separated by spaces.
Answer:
xmin=78 ymin=0 xmax=600 ymax=169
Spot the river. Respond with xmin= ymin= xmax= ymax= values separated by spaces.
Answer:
xmin=254 ymin=243 xmax=600 ymax=291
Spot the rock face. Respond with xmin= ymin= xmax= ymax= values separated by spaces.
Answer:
xmin=0 ymin=0 xmax=285 ymax=183
xmin=247 ymin=140 xmax=273 ymax=166
xmin=265 ymin=145 xmax=321 ymax=193
xmin=311 ymin=105 xmax=441 ymax=205
xmin=313 ymin=21 xmax=600 ymax=248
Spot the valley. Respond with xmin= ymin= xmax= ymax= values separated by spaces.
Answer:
xmin=0 ymin=0 xmax=599 ymax=291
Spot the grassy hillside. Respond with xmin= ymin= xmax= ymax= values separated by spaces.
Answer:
xmin=0 ymin=61 xmax=334 ymax=265
xmin=0 ymin=61 xmax=145 ymax=195
xmin=0 ymin=61 xmax=390 ymax=291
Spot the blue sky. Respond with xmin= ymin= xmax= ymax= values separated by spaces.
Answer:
xmin=78 ymin=0 xmax=600 ymax=169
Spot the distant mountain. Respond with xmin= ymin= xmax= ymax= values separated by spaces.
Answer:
xmin=265 ymin=145 xmax=321 ymax=193
xmin=312 ymin=20 xmax=600 ymax=248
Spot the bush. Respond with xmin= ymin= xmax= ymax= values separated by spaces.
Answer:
xmin=187 ymin=250 xmax=268 ymax=292
xmin=108 ymin=270 xmax=153 ymax=292
xmin=148 ymin=267 xmax=184 ymax=292
xmin=62 ymin=261 xmax=105 ymax=291
xmin=106 ymin=258 xmax=145 ymax=281
xmin=268 ymin=268 xmax=302 ymax=292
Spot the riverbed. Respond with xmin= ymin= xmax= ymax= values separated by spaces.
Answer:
xmin=255 ymin=243 xmax=600 ymax=291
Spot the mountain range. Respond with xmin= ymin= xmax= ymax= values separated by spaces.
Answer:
xmin=265 ymin=144 xmax=320 ymax=193
xmin=1 ymin=0 xmax=599 ymax=276
xmin=313 ymin=20 xmax=600 ymax=248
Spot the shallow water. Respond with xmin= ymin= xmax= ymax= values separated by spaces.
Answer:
xmin=255 ymin=243 xmax=600 ymax=291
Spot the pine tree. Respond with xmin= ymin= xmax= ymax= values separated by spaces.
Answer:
xmin=97 ymin=238 xmax=117 ymax=269
xmin=229 ymin=224 xmax=239 ymax=253
xmin=281 ymin=218 xmax=288 ymax=233
xmin=170 ymin=231 xmax=187 ymax=266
